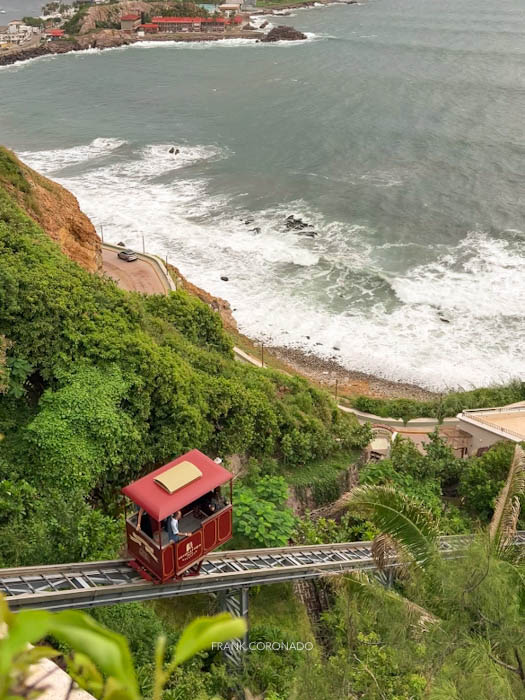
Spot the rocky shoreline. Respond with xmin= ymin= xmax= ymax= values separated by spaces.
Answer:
xmin=0 ymin=23 xmax=310 ymax=68
xmin=266 ymin=344 xmax=438 ymax=401
xmin=0 ymin=31 xmax=136 ymax=67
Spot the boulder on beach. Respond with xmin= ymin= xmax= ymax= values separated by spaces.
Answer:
xmin=261 ymin=25 xmax=307 ymax=42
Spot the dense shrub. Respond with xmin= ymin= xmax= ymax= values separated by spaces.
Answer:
xmin=233 ymin=476 xmax=295 ymax=547
xmin=458 ymin=441 xmax=518 ymax=521
xmin=352 ymin=381 xmax=525 ymax=420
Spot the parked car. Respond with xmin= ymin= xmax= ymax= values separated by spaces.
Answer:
xmin=118 ymin=249 xmax=138 ymax=262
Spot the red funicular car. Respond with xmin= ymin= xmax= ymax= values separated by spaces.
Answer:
xmin=122 ymin=449 xmax=233 ymax=582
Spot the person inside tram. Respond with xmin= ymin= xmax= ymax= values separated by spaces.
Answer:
xmin=167 ymin=510 xmax=192 ymax=543
xmin=136 ymin=507 xmax=153 ymax=539
xmin=193 ymin=488 xmax=225 ymax=518
xmin=208 ymin=487 xmax=224 ymax=514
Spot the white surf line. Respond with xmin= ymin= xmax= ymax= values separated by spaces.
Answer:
xmin=109 ymin=241 xmax=450 ymax=426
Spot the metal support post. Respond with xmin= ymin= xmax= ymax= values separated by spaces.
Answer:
xmin=215 ymin=588 xmax=249 ymax=667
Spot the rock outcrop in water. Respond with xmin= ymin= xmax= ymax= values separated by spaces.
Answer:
xmin=261 ymin=25 xmax=307 ymax=42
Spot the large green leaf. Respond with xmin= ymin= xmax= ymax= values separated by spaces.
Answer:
xmin=0 ymin=609 xmax=52 ymax=675
xmin=48 ymin=610 xmax=139 ymax=700
xmin=347 ymin=485 xmax=439 ymax=568
xmin=172 ymin=613 xmax=247 ymax=666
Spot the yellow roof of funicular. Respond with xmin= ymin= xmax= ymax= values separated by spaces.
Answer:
xmin=153 ymin=461 xmax=202 ymax=494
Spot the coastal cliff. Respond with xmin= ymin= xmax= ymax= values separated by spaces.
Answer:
xmin=0 ymin=147 xmax=101 ymax=272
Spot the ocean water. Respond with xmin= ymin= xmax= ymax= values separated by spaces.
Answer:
xmin=0 ymin=0 xmax=43 ymax=23
xmin=1 ymin=0 xmax=525 ymax=390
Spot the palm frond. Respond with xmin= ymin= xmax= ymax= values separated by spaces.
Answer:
xmin=489 ymin=445 xmax=525 ymax=551
xmin=347 ymin=485 xmax=439 ymax=569
xmin=341 ymin=571 xmax=439 ymax=628
xmin=371 ymin=533 xmax=397 ymax=572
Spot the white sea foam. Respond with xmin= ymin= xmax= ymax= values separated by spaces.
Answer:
xmin=19 ymin=138 xmax=126 ymax=174
xmin=0 ymin=45 xmax=130 ymax=72
xmin=392 ymin=232 xmax=525 ymax=318
xmin=17 ymin=141 xmax=525 ymax=390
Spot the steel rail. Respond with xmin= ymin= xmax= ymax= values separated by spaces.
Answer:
xmin=2 ymin=532 xmax=524 ymax=612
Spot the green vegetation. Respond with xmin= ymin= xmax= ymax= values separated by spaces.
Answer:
xmin=233 ymin=475 xmax=295 ymax=547
xmin=0 ymin=147 xmax=368 ymax=568
xmin=323 ymin=470 xmax=525 ymax=699
xmin=22 ymin=16 xmax=45 ymax=27
xmin=284 ymin=450 xmax=360 ymax=505
xmin=0 ymin=596 xmax=245 ymax=700
xmin=0 ymin=148 xmax=30 ymax=194
xmin=1 ymin=147 xmax=524 ymax=699
xmin=62 ymin=4 xmax=89 ymax=35
xmin=352 ymin=380 xmax=525 ymax=421
xmin=95 ymin=20 xmax=121 ymax=29
xmin=152 ymin=2 xmax=210 ymax=17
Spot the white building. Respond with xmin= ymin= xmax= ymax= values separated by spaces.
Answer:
xmin=457 ymin=402 xmax=525 ymax=456
xmin=4 ymin=19 xmax=40 ymax=44
xmin=218 ymin=2 xmax=242 ymax=16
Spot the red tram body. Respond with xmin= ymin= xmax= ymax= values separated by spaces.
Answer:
xmin=122 ymin=450 xmax=233 ymax=582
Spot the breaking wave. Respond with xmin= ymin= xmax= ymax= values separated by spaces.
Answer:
xmin=17 ymin=139 xmax=525 ymax=391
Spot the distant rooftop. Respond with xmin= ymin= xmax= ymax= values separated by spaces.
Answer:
xmin=459 ymin=404 xmax=525 ymax=441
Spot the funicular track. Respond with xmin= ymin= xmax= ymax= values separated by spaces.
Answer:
xmin=2 ymin=532 xmax=524 ymax=612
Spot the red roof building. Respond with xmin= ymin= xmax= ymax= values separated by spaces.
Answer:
xmin=139 ymin=23 xmax=159 ymax=33
xmin=121 ymin=13 xmax=142 ymax=32
xmin=46 ymin=28 xmax=65 ymax=38
xmin=150 ymin=16 xmax=235 ymax=32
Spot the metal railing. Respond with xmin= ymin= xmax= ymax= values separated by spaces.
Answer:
xmin=1 ymin=532 xmax=524 ymax=612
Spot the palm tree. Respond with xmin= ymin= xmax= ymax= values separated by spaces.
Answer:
xmin=341 ymin=444 xmax=525 ymax=697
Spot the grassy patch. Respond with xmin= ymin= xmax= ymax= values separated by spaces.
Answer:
xmin=285 ymin=450 xmax=360 ymax=506
xmin=283 ymin=450 xmax=359 ymax=488
xmin=250 ymin=583 xmax=315 ymax=641
xmin=0 ymin=147 xmax=30 ymax=194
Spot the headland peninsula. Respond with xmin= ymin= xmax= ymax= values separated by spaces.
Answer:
xmin=0 ymin=0 xmax=362 ymax=67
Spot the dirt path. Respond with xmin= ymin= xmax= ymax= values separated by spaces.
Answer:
xmin=101 ymin=247 xmax=170 ymax=295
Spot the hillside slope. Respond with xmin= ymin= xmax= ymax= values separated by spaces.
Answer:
xmin=0 ymin=147 xmax=101 ymax=272
xmin=0 ymin=148 xmax=369 ymax=567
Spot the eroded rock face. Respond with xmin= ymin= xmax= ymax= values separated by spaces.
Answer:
xmin=76 ymin=29 xmax=137 ymax=49
xmin=0 ymin=41 xmax=78 ymax=66
xmin=261 ymin=25 xmax=307 ymax=42
xmin=168 ymin=263 xmax=239 ymax=332
xmin=1 ymin=148 xmax=102 ymax=273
